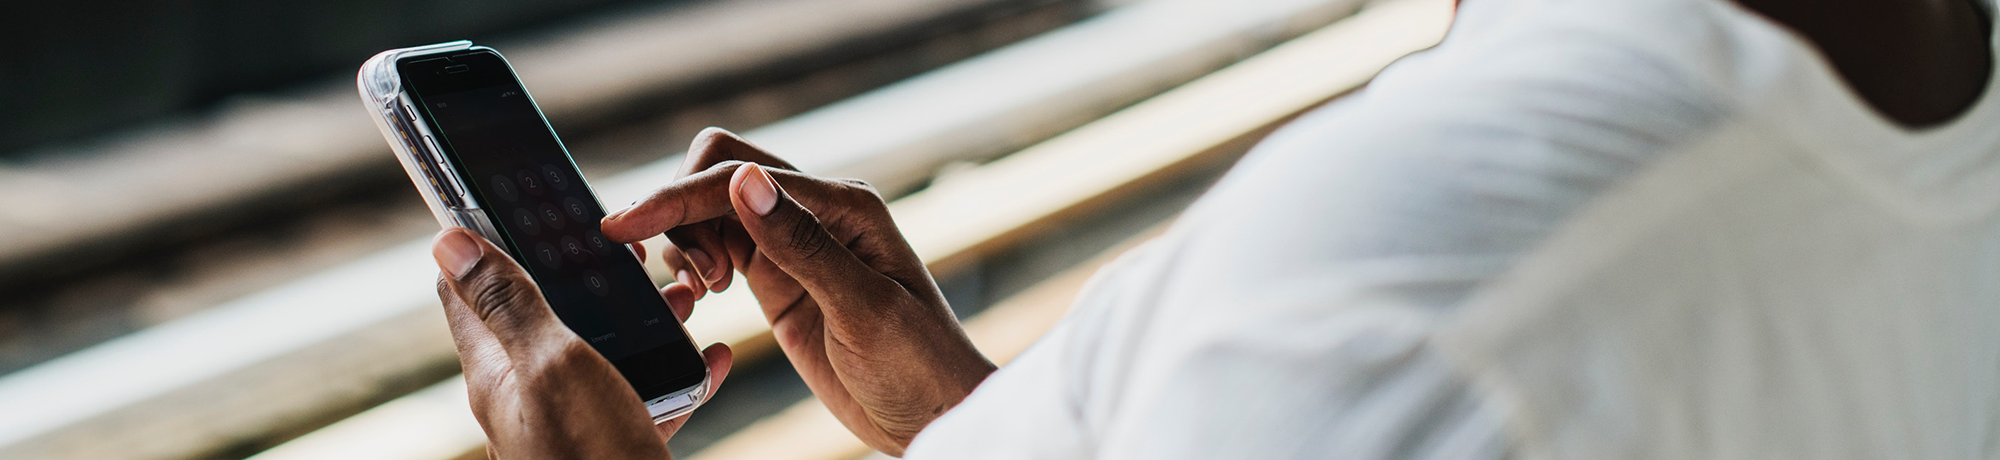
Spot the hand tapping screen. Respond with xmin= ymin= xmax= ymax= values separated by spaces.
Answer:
xmin=400 ymin=51 xmax=704 ymax=399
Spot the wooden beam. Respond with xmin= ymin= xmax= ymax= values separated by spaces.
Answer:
xmin=0 ymin=0 xmax=1372 ymax=459
xmin=0 ymin=0 xmax=1060 ymax=283
xmin=242 ymin=379 xmax=487 ymax=460
xmin=247 ymin=1 xmax=1451 ymax=459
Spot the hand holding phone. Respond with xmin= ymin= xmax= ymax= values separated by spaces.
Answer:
xmin=432 ymin=228 xmax=731 ymax=457
xmin=358 ymin=41 xmax=713 ymax=422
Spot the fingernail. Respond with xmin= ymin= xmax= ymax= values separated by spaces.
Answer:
xmin=433 ymin=230 xmax=483 ymax=279
xmin=740 ymin=164 xmax=778 ymax=216
xmin=685 ymin=247 xmax=718 ymax=282
xmin=677 ymin=269 xmax=697 ymax=287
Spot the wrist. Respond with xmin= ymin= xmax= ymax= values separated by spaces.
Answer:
xmin=867 ymin=341 xmax=992 ymax=453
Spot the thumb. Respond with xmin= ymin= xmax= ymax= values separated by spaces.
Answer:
xmin=433 ymin=228 xmax=575 ymax=365
xmin=728 ymin=163 xmax=901 ymax=309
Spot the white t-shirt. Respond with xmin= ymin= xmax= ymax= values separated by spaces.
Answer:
xmin=906 ymin=0 xmax=2000 ymax=457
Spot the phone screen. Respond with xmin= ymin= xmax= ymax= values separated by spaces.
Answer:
xmin=398 ymin=51 xmax=705 ymax=401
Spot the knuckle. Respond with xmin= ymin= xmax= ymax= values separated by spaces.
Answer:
xmin=633 ymin=186 xmax=679 ymax=219
xmin=784 ymin=210 xmax=835 ymax=263
xmin=466 ymin=270 xmax=539 ymax=323
xmin=523 ymin=340 xmax=590 ymax=380
xmin=837 ymin=178 xmax=891 ymax=213
xmin=839 ymin=178 xmax=877 ymax=194
xmin=838 ymin=178 xmax=882 ymax=200
xmin=523 ymin=341 xmax=600 ymax=394
xmin=557 ymin=338 xmax=599 ymax=364
xmin=696 ymin=126 xmax=729 ymax=142
xmin=690 ymin=128 xmax=732 ymax=157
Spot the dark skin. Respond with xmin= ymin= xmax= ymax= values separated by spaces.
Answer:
xmin=430 ymin=2 xmax=1992 ymax=458
xmin=435 ymin=129 xmax=991 ymax=459
xmin=1734 ymin=0 xmax=1991 ymax=127
xmin=602 ymin=131 xmax=993 ymax=455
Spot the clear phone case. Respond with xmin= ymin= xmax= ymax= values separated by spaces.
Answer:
xmin=356 ymin=41 xmax=502 ymax=242
xmin=356 ymin=41 xmax=708 ymax=423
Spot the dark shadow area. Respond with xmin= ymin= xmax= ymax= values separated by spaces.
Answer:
xmin=4 ymin=0 xmax=690 ymax=157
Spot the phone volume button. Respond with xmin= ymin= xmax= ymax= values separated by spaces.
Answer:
xmin=421 ymin=135 xmax=447 ymax=164
xmin=421 ymin=135 xmax=466 ymax=200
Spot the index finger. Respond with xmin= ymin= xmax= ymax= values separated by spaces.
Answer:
xmin=604 ymin=128 xmax=794 ymax=243
xmin=601 ymin=162 xmax=742 ymax=243
xmin=601 ymin=163 xmax=859 ymax=243
xmin=658 ymin=128 xmax=796 ymax=291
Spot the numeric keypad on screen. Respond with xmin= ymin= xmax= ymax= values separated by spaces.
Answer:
xmin=497 ymin=164 xmax=613 ymax=297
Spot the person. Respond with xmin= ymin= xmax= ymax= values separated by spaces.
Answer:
xmin=428 ymin=0 xmax=2000 ymax=457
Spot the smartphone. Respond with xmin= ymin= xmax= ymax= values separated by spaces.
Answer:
xmin=358 ymin=41 xmax=709 ymax=422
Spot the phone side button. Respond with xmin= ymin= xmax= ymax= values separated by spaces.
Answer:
xmin=422 ymin=135 xmax=467 ymax=200
xmin=421 ymin=135 xmax=449 ymax=167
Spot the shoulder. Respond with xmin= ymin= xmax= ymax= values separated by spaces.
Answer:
xmin=1173 ymin=0 xmax=1756 ymax=308
xmin=916 ymin=1 xmax=1777 ymax=456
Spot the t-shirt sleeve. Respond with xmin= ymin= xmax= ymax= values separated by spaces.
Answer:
xmin=905 ymin=235 xmax=1514 ymax=460
xmin=903 ymin=240 xmax=1172 ymax=459
xmin=906 ymin=0 xmax=1727 ymax=455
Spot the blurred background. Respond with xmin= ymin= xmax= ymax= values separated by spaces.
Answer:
xmin=0 ymin=0 xmax=1448 ymax=458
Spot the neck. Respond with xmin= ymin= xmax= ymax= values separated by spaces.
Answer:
xmin=1732 ymin=0 xmax=1992 ymax=127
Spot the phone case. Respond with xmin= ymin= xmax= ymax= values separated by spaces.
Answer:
xmin=357 ymin=41 xmax=500 ymax=241
xmin=357 ymin=41 xmax=708 ymax=424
